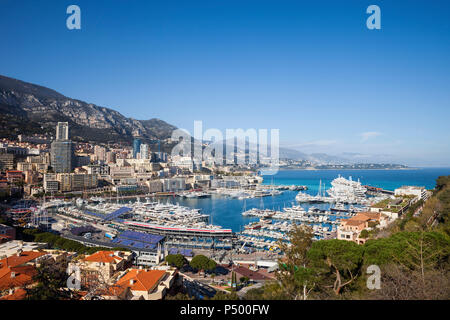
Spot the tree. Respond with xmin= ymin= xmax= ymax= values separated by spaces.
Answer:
xmin=276 ymin=225 xmax=317 ymax=300
xmin=367 ymin=263 xmax=450 ymax=300
xmin=359 ymin=229 xmax=369 ymax=239
xmin=436 ymin=176 xmax=450 ymax=192
xmin=359 ymin=230 xmax=450 ymax=299
xmin=307 ymin=239 xmax=363 ymax=295
xmin=231 ymin=271 xmax=237 ymax=291
xmin=363 ymin=231 xmax=450 ymax=270
xmin=165 ymin=254 xmax=187 ymax=269
xmin=190 ymin=255 xmax=217 ymax=271
xmin=278 ymin=224 xmax=313 ymax=267
xmin=26 ymin=257 xmax=81 ymax=300
xmin=239 ymin=276 xmax=249 ymax=284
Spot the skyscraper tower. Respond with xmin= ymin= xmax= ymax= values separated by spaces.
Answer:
xmin=51 ymin=122 xmax=74 ymax=173
xmin=133 ymin=138 xmax=141 ymax=159
xmin=140 ymin=143 xmax=149 ymax=160
xmin=56 ymin=122 xmax=69 ymax=140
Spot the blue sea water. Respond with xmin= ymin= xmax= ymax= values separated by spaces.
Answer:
xmin=163 ymin=168 xmax=450 ymax=232
xmin=261 ymin=168 xmax=450 ymax=192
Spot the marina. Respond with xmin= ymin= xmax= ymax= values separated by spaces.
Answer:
xmin=14 ymin=169 xmax=449 ymax=255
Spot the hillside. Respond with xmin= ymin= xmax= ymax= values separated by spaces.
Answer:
xmin=0 ymin=74 xmax=177 ymax=145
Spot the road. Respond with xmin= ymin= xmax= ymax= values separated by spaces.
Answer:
xmin=183 ymin=277 xmax=217 ymax=299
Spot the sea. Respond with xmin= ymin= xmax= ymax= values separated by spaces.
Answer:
xmin=152 ymin=168 xmax=450 ymax=232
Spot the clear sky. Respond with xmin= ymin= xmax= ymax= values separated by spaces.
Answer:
xmin=1 ymin=0 xmax=449 ymax=166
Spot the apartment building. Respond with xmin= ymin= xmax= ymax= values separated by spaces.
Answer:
xmin=68 ymin=250 xmax=133 ymax=290
xmin=104 ymin=267 xmax=177 ymax=300
xmin=337 ymin=212 xmax=387 ymax=244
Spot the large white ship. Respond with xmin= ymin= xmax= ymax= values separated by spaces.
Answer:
xmin=327 ymin=175 xmax=367 ymax=204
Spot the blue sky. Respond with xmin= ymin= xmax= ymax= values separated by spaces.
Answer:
xmin=1 ymin=0 xmax=449 ymax=166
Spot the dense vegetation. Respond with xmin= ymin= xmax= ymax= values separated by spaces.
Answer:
xmin=244 ymin=176 xmax=450 ymax=300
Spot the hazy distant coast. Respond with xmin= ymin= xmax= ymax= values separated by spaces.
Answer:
xmin=277 ymin=166 xmax=418 ymax=171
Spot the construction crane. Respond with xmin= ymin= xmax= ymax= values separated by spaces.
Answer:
xmin=238 ymin=241 xmax=247 ymax=253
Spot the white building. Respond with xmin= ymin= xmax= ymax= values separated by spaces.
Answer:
xmin=140 ymin=144 xmax=149 ymax=160
xmin=172 ymin=156 xmax=194 ymax=171
xmin=394 ymin=186 xmax=428 ymax=200
xmin=161 ymin=178 xmax=186 ymax=192
xmin=43 ymin=173 xmax=59 ymax=192
xmin=56 ymin=122 xmax=69 ymax=140
xmin=94 ymin=145 xmax=107 ymax=162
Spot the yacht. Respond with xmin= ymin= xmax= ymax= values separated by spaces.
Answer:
xmin=327 ymin=175 xmax=367 ymax=204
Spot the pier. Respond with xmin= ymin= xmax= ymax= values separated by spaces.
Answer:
xmin=363 ymin=185 xmax=394 ymax=196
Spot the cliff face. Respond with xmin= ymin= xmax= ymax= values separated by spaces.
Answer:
xmin=0 ymin=74 xmax=177 ymax=144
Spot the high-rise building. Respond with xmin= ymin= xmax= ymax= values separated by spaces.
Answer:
xmin=140 ymin=144 xmax=149 ymax=160
xmin=0 ymin=153 xmax=14 ymax=170
xmin=94 ymin=145 xmax=106 ymax=162
xmin=56 ymin=122 xmax=69 ymax=140
xmin=106 ymin=151 xmax=116 ymax=163
xmin=51 ymin=140 xmax=74 ymax=173
xmin=51 ymin=123 xmax=74 ymax=173
xmin=133 ymin=138 xmax=141 ymax=159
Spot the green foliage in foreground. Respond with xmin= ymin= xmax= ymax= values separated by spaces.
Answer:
xmin=363 ymin=231 xmax=450 ymax=267
xmin=307 ymin=239 xmax=364 ymax=295
xmin=243 ymin=176 xmax=450 ymax=300
xmin=244 ymin=230 xmax=450 ymax=300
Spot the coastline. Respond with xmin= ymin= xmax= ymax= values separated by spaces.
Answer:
xmin=276 ymin=167 xmax=420 ymax=171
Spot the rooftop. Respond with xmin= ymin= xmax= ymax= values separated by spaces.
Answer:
xmin=0 ymin=288 xmax=27 ymax=300
xmin=82 ymin=251 xmax=125 ymax=264
xmin=0 ymin=250 xmax=46 ymax=269
xmin=0 ymin=265 xmax=38 ymax=290
xmin=115 ymin=269 xmax=166 ymax=292
xmin=233 ymin=266 xmax=271 ymax=281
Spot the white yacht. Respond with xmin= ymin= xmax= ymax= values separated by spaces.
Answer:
xmin=327 ymin=175 xmax=367 ymax=204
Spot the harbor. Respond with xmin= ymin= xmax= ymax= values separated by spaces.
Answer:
xmin=17 ymin=174 xmax=396 ymax=256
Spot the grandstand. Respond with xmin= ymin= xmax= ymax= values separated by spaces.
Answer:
xmin=111 ymin=230 xmax=165 ymax=251
xmin=85 ymin=211 xmax=104 ymax=219
xmin=104 ymin=207 xmax=132 ymax=221
xmin=84 ymin=207 xmax=132 ymax=222
xmin=168 ymin=247 xmax=194 ymax=257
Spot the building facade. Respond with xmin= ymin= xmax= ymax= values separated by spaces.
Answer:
xmin=51 ymin=140 xmax=75 ymax=173
xmin=133 ymin=139 xmax=141 ymax=159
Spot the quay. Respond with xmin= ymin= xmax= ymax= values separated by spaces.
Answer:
xmin=363 ymin=185 xmax=395 ymax=196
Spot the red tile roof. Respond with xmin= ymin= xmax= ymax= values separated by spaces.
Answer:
xmin=343 ymin=219 xmax=366 ymax=227
xmin=115 ymin=269 xmax=166 ymax=293
xmin=234 ymin=266 xmax=271 ymax=281
xmin=0 ymin=288 xmax=27 ymax=300
xmin=0 ymin=265 xmax=37 ymax=290
xmin=0 ymin=251 xmax=46 ymax=269
xmin=82 ymin=251 xmax=124 ymax=264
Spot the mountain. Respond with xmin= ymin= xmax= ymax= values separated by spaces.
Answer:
xmin=307 ymin=153 xmax=352 ymax=165
xmin=0 ymin=74 xmax=177 ymax=146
